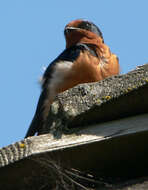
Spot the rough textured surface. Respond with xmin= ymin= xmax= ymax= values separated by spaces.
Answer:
xmin=0 ymin=139 xmax=32 ymax=167
xmin=1 ymin=63 xmax=148 ymax=189
xmin=39 ymin=63 xmax=148 ymax=136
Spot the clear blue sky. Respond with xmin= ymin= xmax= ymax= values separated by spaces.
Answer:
xmin=0 ymin=0 xmax=147 ymax=147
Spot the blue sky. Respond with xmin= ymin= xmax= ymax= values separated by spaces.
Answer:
xmin=0 ymin=0 xmax=147 ymax=147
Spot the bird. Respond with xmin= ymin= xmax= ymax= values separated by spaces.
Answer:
xmin=25 ymin=19 xmax=119 ymax=138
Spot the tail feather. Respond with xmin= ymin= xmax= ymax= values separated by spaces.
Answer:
xmin=25 ymin=88 xmax=52 ymax=138
xmin=24 ymin=113 xmax=43 ymax=138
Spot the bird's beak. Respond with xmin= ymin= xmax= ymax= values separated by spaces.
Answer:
xmin=64 ymin=26 xmax=79 ymax=36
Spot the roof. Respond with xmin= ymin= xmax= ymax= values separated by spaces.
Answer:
xmin=1 ymin=63 xmax=148 ymax=190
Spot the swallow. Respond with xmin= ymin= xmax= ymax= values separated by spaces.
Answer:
xmin=25 ymin=19 xmax=119 ymax=138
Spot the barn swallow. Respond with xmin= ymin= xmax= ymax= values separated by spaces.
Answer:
xmin=25 ymin=19 xmax=119 ymax=138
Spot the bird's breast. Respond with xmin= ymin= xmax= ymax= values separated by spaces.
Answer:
xmin=45 ymin=51 xmax=119 ymax=100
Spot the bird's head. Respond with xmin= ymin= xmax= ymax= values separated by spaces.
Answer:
xmin=64 ymin=19 xmax=104 ymax=48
